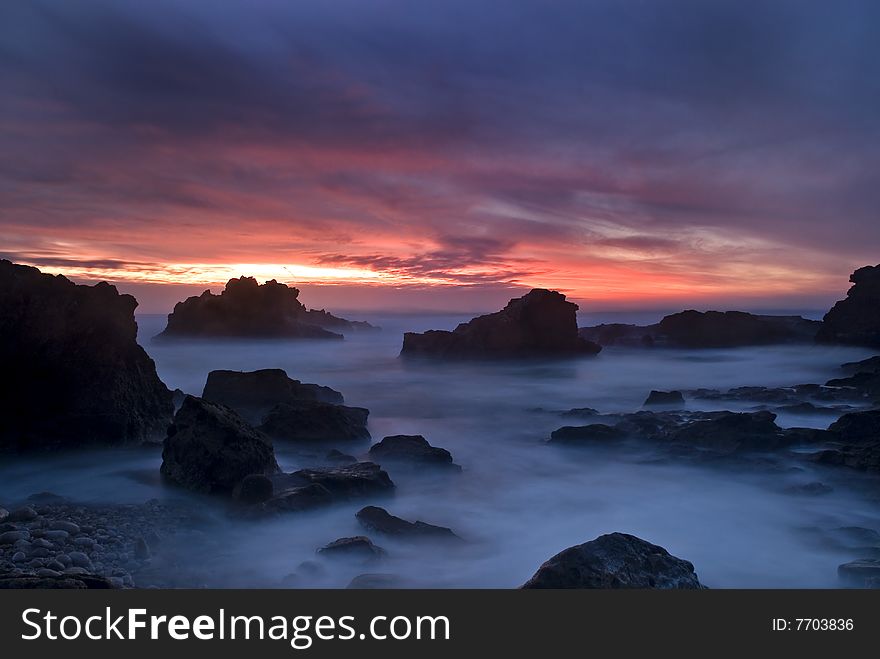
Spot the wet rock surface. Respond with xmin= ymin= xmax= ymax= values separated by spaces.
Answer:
xmin=521 ymin=533 xmax=704 ymax=589
xmin=355 ymin=506 xmax=460 ymax=541
xmin=368 ymin=435 xmax=460 ymax=469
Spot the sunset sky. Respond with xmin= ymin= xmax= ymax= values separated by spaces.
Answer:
xmin=1 ymin=0 xmax=878 ymax=313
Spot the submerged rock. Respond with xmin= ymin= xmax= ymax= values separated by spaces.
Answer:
xmin=644 ymin=390 xmax=685 ymax=407
xmin=521 ymin=533 xmax=704 ymax=589
xmin=160 ymin=396 xmax=279 ymax=495
xmin=368 ymin=435 xmax=459 ymax=469
xmin=580 ymin=310 xmax=819 ymax=349
xmin=202 ymin=369 xmax=343 ymax=420
xmin=317 ymin=536 xmax=385 ymax=561
xmin=838 ymin=559 xmax=880 ymax=587
xmin=355 ymin=506 xmax=460 ymax=541
xmin=0 ymin=260 xmax=173 ymax=450
xmin=157 ymin=276 xmax=372 ymax=339
xmin=402 ymin=289 xmax=601 ymax=359
xmin=817 ymin=264 xmax=880 ymax=347
xmin=258 ymin=402 xmax=370 ymax=443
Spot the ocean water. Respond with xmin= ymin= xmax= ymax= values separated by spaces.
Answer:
xmin=1 ymin=311 xmax=878 ymax=588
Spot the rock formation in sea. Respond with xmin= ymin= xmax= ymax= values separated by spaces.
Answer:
xmin=401 ymin=288 xmax=601 ymax=358
xmin=521 ymin=533 xmax=704 ymax=588
xmin=355 ymin=506 xmax=461 ymax=541
xmin=816 ymin=264 xmax=880 ymax=347
xmin=201 ymin=369 xmax=370 ymax=441
xmin=368 ymin=435 xmax=460 ymax=469
xmin=580 ymin=310 xmax=820 ymax=349
xmin=160 ymin=396 xmax=280 ymax=495
xmin=0 ymin=260 xmax=173 ymax=451
xmin=156 ymin=276 xmax=374 ymax=339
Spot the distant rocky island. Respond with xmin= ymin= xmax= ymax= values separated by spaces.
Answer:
xmin=156 ymin=276 xmax=374 ymax=340
xmin=580 ymin=310 xmax=820 ymax=349
xmin=401 ymin=288 xmax=602 ymax=358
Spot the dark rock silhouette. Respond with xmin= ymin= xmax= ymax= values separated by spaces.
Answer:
xmin=259 ymin=402 xmax=370 ymax=442
xmin=317 ymin=536 xmax=385 ymax=560
xmin=233 ymin=474 xmax=275 ymax=504
xmin=521 ymin=532 xmax=704 ymax=588
xmin=157 ymin=276 xmax=373 ymax=339
xmin=355 ymin=506 xmax=460 ymax=541
xmin=160 ymin=396 xmax=280 ymax=495
xmin=841 ymin=356 xmax=880 ymax=374
xmin=817 ymin=265 xmax=880 ymax=347
xmin=644 ymin=390 xmax=685 ymax=407
xmin=255 ymin=463 xmax=394 ymax=514
xmin=401 ymin=289 xmax=601 ymax=358
xmin=0 ymin=260 xmax=173 ymax=450
xmin=368 ymin=435 xmax=459 ymax=469
xmin=202 ymin=369 xmax=343 ymax=422
xmin=201 ymin=369 xmax=369 ymax=442
xmin=812 ymin=411 xmax=880 ymax=473
xmin=580 ymin=311 xmax=819 ymax=349
xmin=838 ymin=559 xmax=880 ymax=587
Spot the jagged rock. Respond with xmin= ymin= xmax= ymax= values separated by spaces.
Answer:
xmin=317 ymin=536 xmax=385 ymax=560
xmin=250 ymin=463 xmax=395 ymax=514
xmin=368 ymin=435 xmax=459 ymax=469
xmin=817 ymin=265 xmax=880 ymax=347
xmin=644 ymin=390 xmax=685 ymax=407
xmin=160 ymin=396 xmax=279 ymax=495
xmin=811 ymin=410 xmax=880 ymax=473
xmin=825 ymin=372 xmax=880 ymax=399
xmin=667 ymin=410 xmax=784 ymax=452
xmin=548 ymin=424 xmax=626 ymax=445
xmin=355 ymin=506 xmax=460 ymax=541
xmin=580 ymin=310 xmax=819 ymax=349
xmin=157 ymin=276 xmax=372 ymax=339
xmin=0 ymin=260 xmax=173 ymax=450
xmin=402 ymin=289 xmax=601 ymax=358
xmin=842 ymin=356 xmax=880 ymax=374
xmin=202 ymin=369 xmax=343 ymax=422
xmin=521 ymin=533 xmax=704 ymax=589
xmin=259 ymin=402 xmax=370 ymax=443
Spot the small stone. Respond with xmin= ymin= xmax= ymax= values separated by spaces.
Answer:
xmin=44 ymin=530 xmax=69 ymax=542
xmin=8 ymin=506 xmax=38 ymax=522
xmin=11 ymin=552 xmax=25 ymax=562
xmin=63 ymin=567 xmax=89 ymax=576
xmin=30 ymin=548 xmax=51 ymax=559
xmin=0 ymin=508 xmax=8 ymax=523
xmin=49 ymin=520 xmax=80 ymax=534
xmin=74 ymin=537 xmax=96 ymax=548
xmin=12 ymin=539 xmax=32 ymax=552
xmin=36 ymin=568 xmax=62 ymax=578
xmin=28 ymin=558 xmax=46 ymax=568
xmin=31 ymin=538 xmax=52 ymax=549
xmin=68 ymin=551 xmax=92 ymax=568
xmin=108 ymin=577 xmax=125 ymax=588
xmin=0 ymin=530 xmax=29 ymax=545
xmin=46 ymin=560 xmax=65 ymax=571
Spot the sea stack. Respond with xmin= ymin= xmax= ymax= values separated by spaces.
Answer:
xmin=0 ymin=260 xmax=173 ymax=450
xmin=401 ymin=288 xmax=601 ymax=358
xmin=817 ymin=264 xmax=880 ymax=347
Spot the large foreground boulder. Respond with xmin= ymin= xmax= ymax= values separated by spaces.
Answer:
xmin=580 ymin=310 xmax=819 ymax=349
xmin=817 ymin=265 xmax=880 ymax=347
xmin=160 ymin=396 xmax=280 ymax=495
xmin=157 ymin=276 xmax=372 ymax=339
xmin=0 ymin=260 xmax=173 ymax=451
xmin=402 ymin=289 xmax=601 ymax=358
xmin=521 ymin=533 xmax=704 ymax=589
